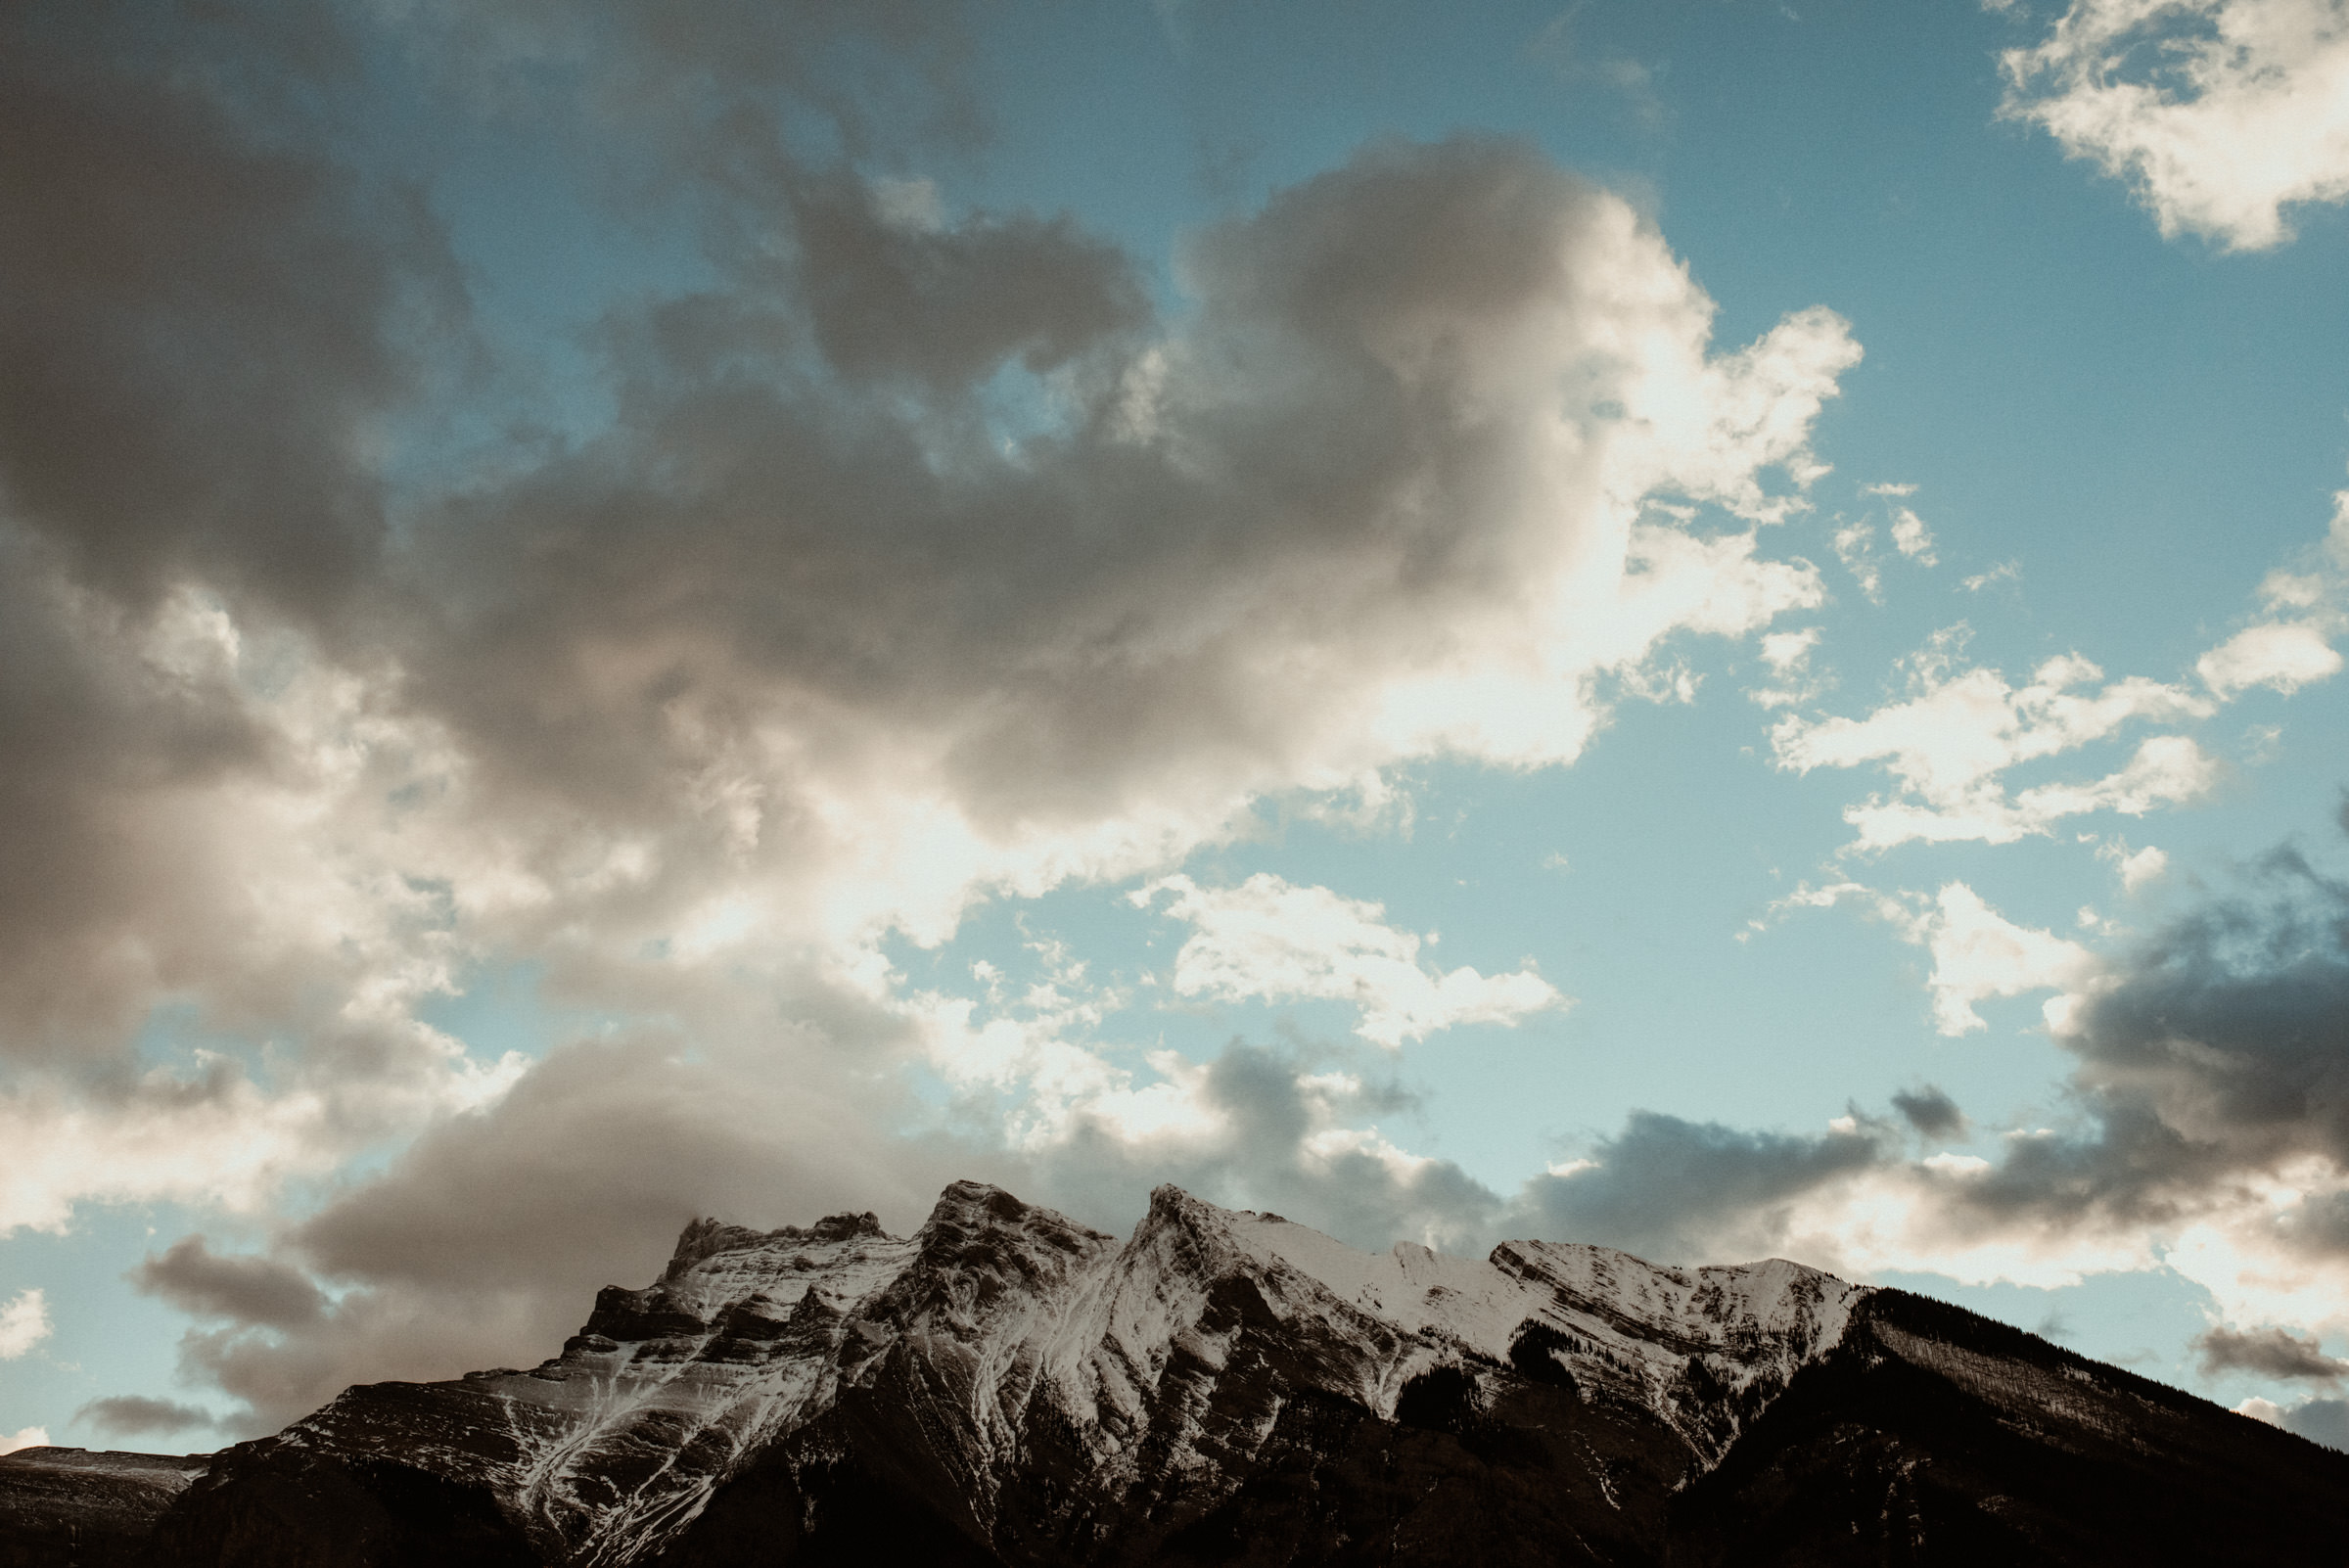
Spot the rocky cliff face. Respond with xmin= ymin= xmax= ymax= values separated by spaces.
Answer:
xmin=8 ymin=1180 xmax=2346 ymax=1565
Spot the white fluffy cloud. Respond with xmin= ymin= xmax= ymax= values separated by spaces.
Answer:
xmin=1135 ymin=873 xmax=1564 ymax=1046
xmin=1749 ymin=625 xmax=1826 ymax=709
xmin=1773 ymin=492 xmax=2349 ymax=852
xmin=1773 ymin=633 xmax=2217 ymax=850
xmin=1903 ymin=883 xmax=2100 ymax=1036
xmin=1888 ymin=506 xmax=1937 ymax=564
xmin=1758 ymin=879 xmax=2099 ymax=1036
xmin=2098 ymin=837 xmax=2171 ymax=892
xmin=0 ymin=1288 xmax=49 ymax=1360
xmin=2197 ymin=620 xmax=2346 ymax=696
xmin=2002 ymin=0 xmax=2349 ymax=251
xmin=0 ymin=1426 xmax=49 ymax=1456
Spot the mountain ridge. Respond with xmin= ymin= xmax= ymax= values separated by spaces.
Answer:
xmin=4 ymin=1179 xmax=2344 ymax=1565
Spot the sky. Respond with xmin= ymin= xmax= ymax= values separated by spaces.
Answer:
xmin=5 ymin=0 xmax=2349 ymax=1457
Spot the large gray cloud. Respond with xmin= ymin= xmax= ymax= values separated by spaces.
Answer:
xmin=73 ymin=1396 xmax=218 ymax=1444
xmin=142 ymin=1015 xmax=968 ymax=1431
xmin=1892 ymin=1084 xmax=1968 ymax=1139
xmin=2195 ymin=1325 xmax=2348 ymax=1383
xmin=1516 ymin=1111 xmax=1889 ymax=1265
xmin=2 ymin=0 xmax=1865 ymax=1432
xmin=1951 ymin=848 xmax=2349 ymax=1251
xmin=0 ymin=2 xmax=445 ymax=1057
xmin=2280 ymin=1398 xmax=2349 ymax=1451
xmin=396 ymin=130 xmax=1815 ymax=861
xmin=132 ymin=1238 xmax=328 ymax=1331
xmin=0 ymin=7 xmax=427 ymax=619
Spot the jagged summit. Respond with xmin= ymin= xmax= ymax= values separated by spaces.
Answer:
xmin=12 ymin=1179 xmax=2344 ymax=1566
xmin=660 ymin=1207 xmax=891 ymax=1282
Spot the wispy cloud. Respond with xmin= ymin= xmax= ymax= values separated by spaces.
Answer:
xmin=0 ymin=1288 xmax=49 ymax=1360
xmin=1134 ymin=873 xmax=1564 ymax=1047
xmin=2001 ymin=0 xmax=2349 ymax=251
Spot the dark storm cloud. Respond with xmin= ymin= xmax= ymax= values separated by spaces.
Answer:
xmin=0 ymin=0 xmax=984 ymax=1058
xmin=132 ymin=1238 xmax=328 ymax=1330
xmin=1935 ymin=849 xmax=2349 ymax=1249
xmin=2280 ymin=1399 xmax=2349 ymax=1451
xmin=73 ymin=1395 xmax=217 ymax=1442
xmin=1497 ymin=830 xmax=2349 ymax=1276
xmin=1892 ymin=1084 xmax=1968 ymax=1139
xmin=2194 ymin=1325 xmax=2348 ymax=1384
xmin=0 ymin=4 xmax=447 ymax=620
xmin=778 ymin=166 xmax=1151 ymax=393
xmin=0 ymin=1 xmax=456 ymax=1057
xmin=1517 ymin=1112 xmax=1886 ymax=1264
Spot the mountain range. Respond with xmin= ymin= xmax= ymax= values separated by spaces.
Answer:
xmin=3 ymin=1180 xmax=2343 ymax=1565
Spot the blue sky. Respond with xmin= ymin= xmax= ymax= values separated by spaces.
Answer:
xmin=6 ymin=0 xmax=2349 ymax=1454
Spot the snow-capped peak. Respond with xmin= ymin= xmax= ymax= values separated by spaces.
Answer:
xmin=191 ymin=1182 xmax=1870 ymax=1565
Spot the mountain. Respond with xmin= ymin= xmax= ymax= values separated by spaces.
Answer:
xmin=6 ymin=1180 xmax=2344 ymax=1565
xmin=0 ymin=1447 xmax=209 ymax=1568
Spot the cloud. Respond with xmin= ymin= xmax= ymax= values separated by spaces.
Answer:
xmin=1773 ymin=630 xmax=2221 ymax=851
xmin=1134 ymin=873 xmax=1564 ymax=1046
xmin=2195 ymin=1324 xmax=2349 ymax=1382
xmin=0 ymin=1041 xmax=523 ymax=1237
xmin=2098 ymin=838 xmax=2171 ymax=893
xmin=2197 ymin=621 xmax=2345 ymax=697
xmin=1749 ymin=625 xmax=1826 ymax=709
xmin=1752 ymin=844 xmax=2349 ymax=1326
xmin=0 ymin=1288 xmax=49 ymax=1359
xmin=0 ymin=1427 xmax=49 ymax=1456
xmin=74 ymin=1396 xmax=219 ymax=1443
xmin=2282 ymin=1398 xmax=2349 ymax=1449
xmin=1960 ymin=559 xmax=2021 ymax=593
xmin=1888 ymin=506 xmax=1937 ymax=565
xmin=1907 ymin=883 xmax=2100 ymax=1036
xmin=387 ymin=130 xmax=1852 ymax=971
xmin=1759 ymin=877 xmax=2101 ymax=1035
xmin=1832 ymin=520 xmax=1882 ymax=601
xmin=0 ymin=6 xmax=446 ymax=623
xmin=1829 ymin=489 xmax=1934 ymax=602
xmin=1892 ymin=1084 xmax=1969 ymax=1138
xmin=132 ymin=1238 xmax=329 ymax=1330
xmin=2240 ymin=1394 xmax=2349 ymax=1450
xmin=1518 ymin=1111 xmax=1886 ymax=1265
xmin=2000 ymin=0 xmax=2349 ymax=251
xmin=0 ymin=79 xmax=1856 ymax=1247
xmin=390 ymin=0 xmax=980 ymax=159
xmin=0 ymin=2 xmax=1878 ymax=1426
xmin=1777 ymin=495 xmax=2349 ymax=853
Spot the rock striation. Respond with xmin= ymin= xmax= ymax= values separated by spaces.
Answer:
xmin=7 ymin=1180 xmax=2345 ymax=1564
